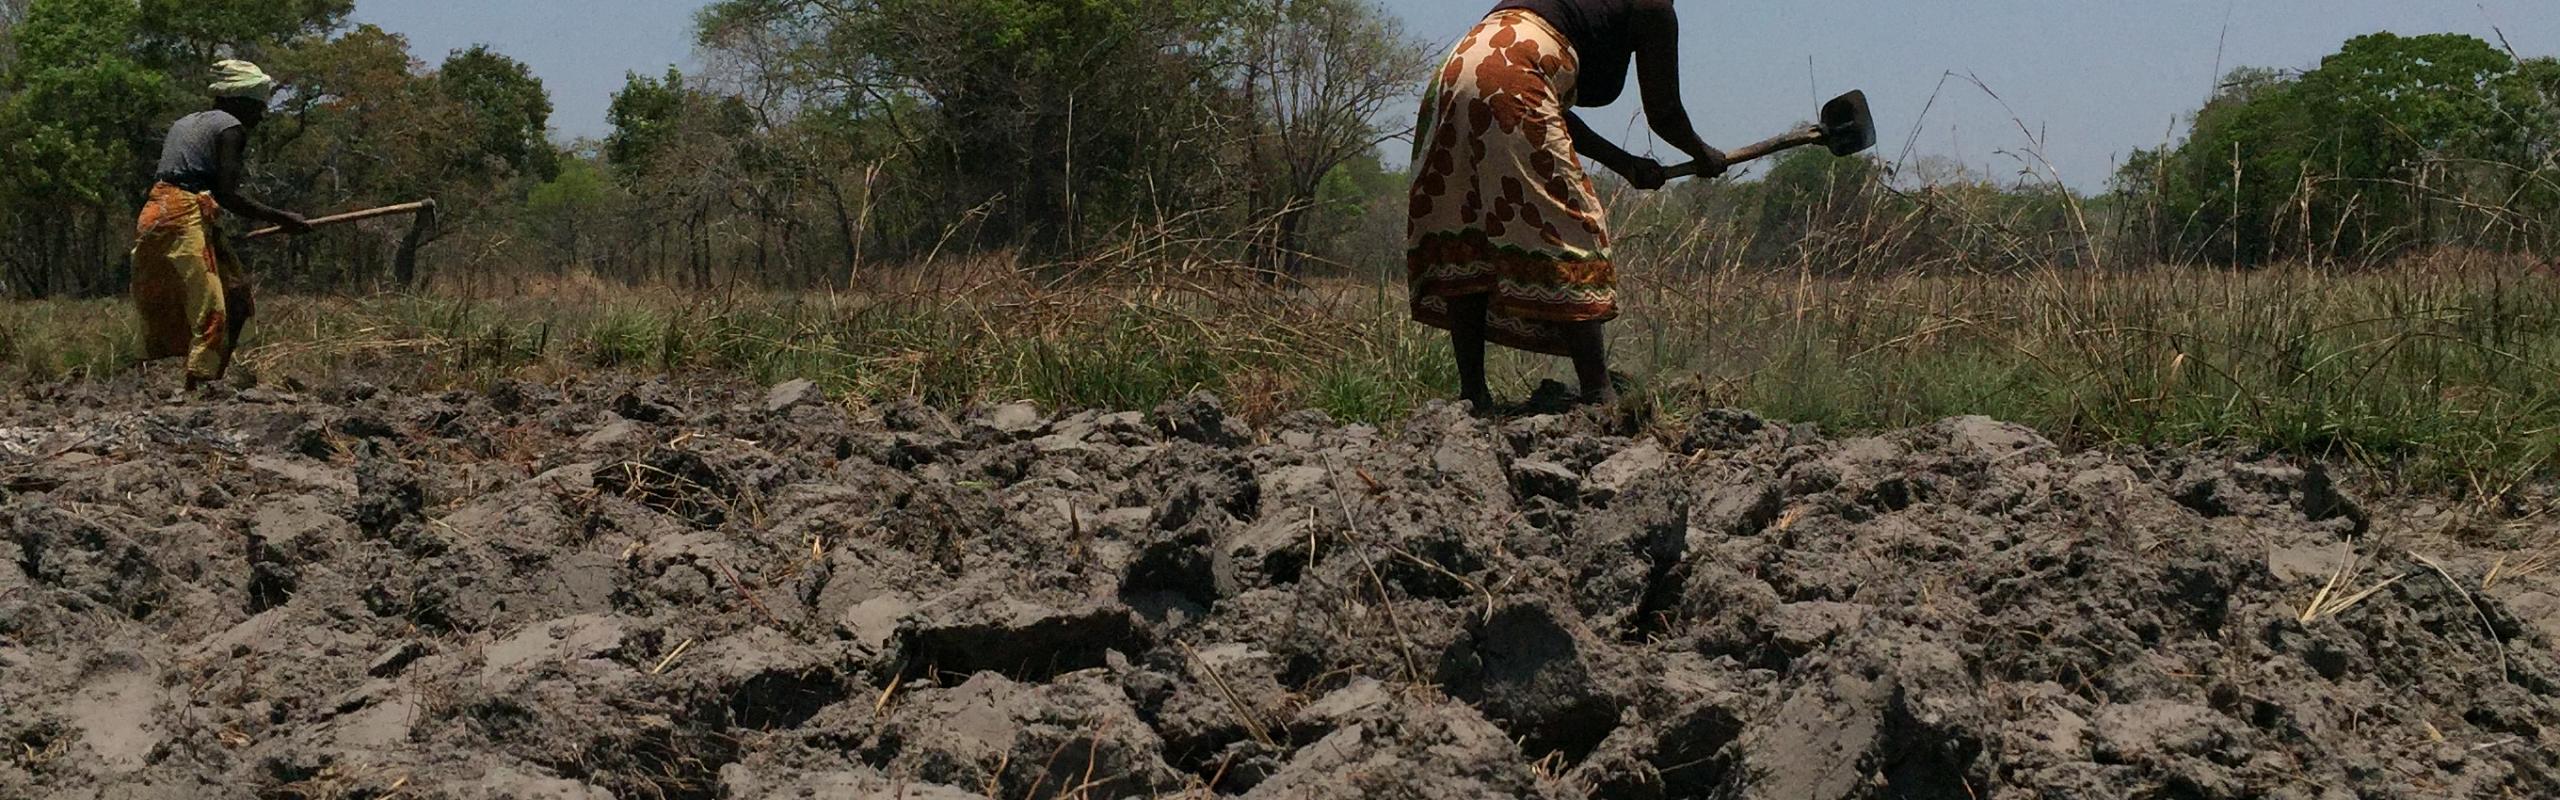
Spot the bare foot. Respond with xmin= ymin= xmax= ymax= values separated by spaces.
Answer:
xmin=1579 ymin=371 xmax=1632 ymax=407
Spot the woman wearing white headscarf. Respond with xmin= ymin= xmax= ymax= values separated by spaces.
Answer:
xmin=132 ymin=59 xmax=312 ymax=397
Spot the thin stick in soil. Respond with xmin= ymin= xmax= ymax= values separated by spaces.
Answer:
xmin=1180 ymin=640 xmax=1279 ymax=748
xmin=1320 ymin=454 xmax=1430 ymax=686
xmin=651 ymin=638 xmax=695 ymax=675
xmin=874 ymin=673 xmax=905 ymax=716
xmin=1023 ymin=716 xmax=1115 ymax=800
xmin=715 ymin=559 xmax=785 ymax=628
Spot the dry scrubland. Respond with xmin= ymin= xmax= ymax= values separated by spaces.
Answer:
xmin=6 ymin=252 xmax=2557 ymax=497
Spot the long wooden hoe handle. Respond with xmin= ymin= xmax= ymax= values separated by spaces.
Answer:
xmin=243 ymin=200 xmax=437 ymax=240
xmin=1663 ymin=124 xmax=1828 ymax=180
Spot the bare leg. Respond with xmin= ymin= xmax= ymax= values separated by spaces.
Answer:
xmin=212 ymin=243 xmax=253 ymax=386
xmin=1448 ymin=293 xmax=1494 ymax=411
xmin=1565 ymin=320 xmax=1614 ymax=406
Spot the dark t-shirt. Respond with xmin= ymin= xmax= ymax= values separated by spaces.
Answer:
xmin=1492 ymin=0 xmax=1643 ymax=106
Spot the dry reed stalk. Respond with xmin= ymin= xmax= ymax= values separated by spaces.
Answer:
xmin=2300 ymin=546 xmax=2409 ymax=624
xmin=1021 ymin=716 xmax=1115 ymax=800
xmin=650 ymin=638 xmax=694 ymax=675
xmin=1385 ymin=542 xmax=1499 ymax=623
xmin=2407 ymin=550 xmax=2512 ymax=680
xmin=1180 ymin=640 xmax=1279 ymax=749
xmin=982 ymin=751 xmax=1011 ymax=798
xmin=1318 ymin=455 xmax=1429 ymax=687
xmin=1195 ymin=753 xmax=1239 ymax=799
xmin=872 ymin=673 xmax=905 ymax=717
xmin=714 ymin=560 xmax=785 ymax=629
xmin=2484 ymin=546 xmax=2557 ymax=589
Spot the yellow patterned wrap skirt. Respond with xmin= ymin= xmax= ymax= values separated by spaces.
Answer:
xmin=132 ymin=183 xmax=254 ymax=382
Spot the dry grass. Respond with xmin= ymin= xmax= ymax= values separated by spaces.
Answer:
xmin=3 ymin=249 xmax=2556 ymax=499
xmin=2299 ymin=548 xmax=2407 ymax=624
xmin=2486 ymin=546 xmax=2559 ymax=588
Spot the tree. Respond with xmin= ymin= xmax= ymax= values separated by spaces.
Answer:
xmin=1300 ymin=149 xmax=1407 ymax=274
xmin=603 ymin=67 xmax=764 ymax=286
xmin=694 ymin=0 xmax=1255 ymax=258
xmin=133 ymin=0 xmax=350 ymax=66
xmin=678 ymin=0 xmax=1432 ymax=274
xmin=525 ymin=154 xmax=615 ymax=273
xmin=2502 ymin=56 xmax=2560 ymax=239
xmin=881 ymin=0 xmax=1241 ymax=253
xmin=257 ymin=25 xmax=448 ymax=288
xmin=2151 ymin=67 xmax=2316 ymax=263
xmin=0 ymin=0 xmax=167 ymax=297
xmin=605 ymin=67 xmax=686 ymax=170
xmin=2122 ymin=34 xmax=2559 ymax=264
xmin=257 ymin=25 xmax=554 ymax=289
xmin=1235 ymin=0 xmax=1430 ymax=277
xmin=439 ymin=45 xmax=555 ymax=180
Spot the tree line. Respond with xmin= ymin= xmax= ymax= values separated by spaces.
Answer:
xmin=545 ymin=0 xmax=1431 ymax=288
xmin=2116 ymin=33 xmax=2559 ymax=265
xmin=0 ymin=0 xmax=1436 ymax=297
xmin=3 ymin=3 xmax=2555 ymax=301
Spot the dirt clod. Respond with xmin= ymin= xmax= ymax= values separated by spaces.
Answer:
xmin=2 ymin=375 xmax=2555 ymax=798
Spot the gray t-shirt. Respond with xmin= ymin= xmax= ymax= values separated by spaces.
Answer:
xmin=154 ymin=110 xmax=244 ymax=192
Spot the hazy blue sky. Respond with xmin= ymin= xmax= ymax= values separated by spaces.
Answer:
xmin=352 ymin=0 xmax=2557 ymax=189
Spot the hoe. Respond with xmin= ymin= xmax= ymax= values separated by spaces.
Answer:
xmin=1666 ymin=89 xmax=1876 ymax=178
xmin=244 ymin=199 xmax=440 ymax=281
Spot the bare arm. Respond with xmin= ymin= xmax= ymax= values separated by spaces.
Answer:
xmin=212 ymin=127 xmax=308 ymax=232
xmin=1634 ymin=0 xmax=1725 ymax=176
xmin=1568 ymin=111 xmax=1668 ymax=190
xmin=1567 ymin=110 xmax=1671 ymax=190
xmin=1566 ymin=111 xmax=1636 ymax=173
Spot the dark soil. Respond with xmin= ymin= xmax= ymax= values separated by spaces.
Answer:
xmin=2 ymin=375 xmax=2556 ymax=799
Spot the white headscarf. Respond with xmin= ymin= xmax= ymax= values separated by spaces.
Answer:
xmin=209 ymin=60 xmax=276 ymax=103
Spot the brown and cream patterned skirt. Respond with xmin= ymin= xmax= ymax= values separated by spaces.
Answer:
xmin=1406 ymin=9 xmax=1614 ymax=357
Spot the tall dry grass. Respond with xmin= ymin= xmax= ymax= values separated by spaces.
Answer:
xmin=4 ymin=247 xmax=2554 ymax=497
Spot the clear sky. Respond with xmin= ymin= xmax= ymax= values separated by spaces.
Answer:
xmin=352 ymin=0 xmax=2556 ymax=190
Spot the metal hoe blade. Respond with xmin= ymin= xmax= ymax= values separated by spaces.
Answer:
xmin=1821 ymin=90 xmax=1877 ymax=157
